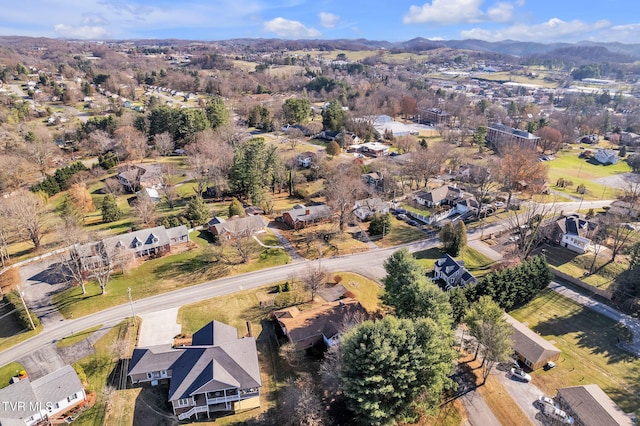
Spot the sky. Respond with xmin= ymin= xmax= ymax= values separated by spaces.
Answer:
xmin=1 ymin=0 xmax=639 ymax=44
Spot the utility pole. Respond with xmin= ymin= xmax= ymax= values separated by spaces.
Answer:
xmin=16 ymin=285 xmax=35 ymax=330
xmin=127 ymin=287 xmax=137 ymax=325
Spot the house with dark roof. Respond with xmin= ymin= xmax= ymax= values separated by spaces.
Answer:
xmin=271 ymin=298 xmax=368 ymax=349
xmin=504 ymin=313 xmax=561 ymax=370
xmin=282 ymin=204 xmax=333 ymax=229
xmin=414 ymin=185 xmax=478 ymax=224
xmin=433 ymin=254 xmax=477 ymax=290
xmin=207 ymin=215 xmax=266 ymax=240
xmin=554 ymin=214 xmax=599 ymax=254
xmin=0 ymin=365 xmax=86 ymax=426
xmin=556 ymin=384 xmax=634 ymax=426
xmin=128 ymin=321 xmax=261 ymax=421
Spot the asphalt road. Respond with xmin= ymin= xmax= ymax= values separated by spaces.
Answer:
xmin=0 ymin=237 xmax=439 ymax=367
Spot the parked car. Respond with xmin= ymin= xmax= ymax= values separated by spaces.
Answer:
xmin=494 ymin=201 xmax=505 ymax=208
xmin=406 ymin=219 xmax=418 ymax=226
xmin=510 ymin=367 xmax=532 ymax=382
xmin=538 ymin=395 xmax=557 ymax=409
xmin=397 ymin=213 xmax=408 ymax=220
xmin=541 ymin=404 xmax=574 ymax=424
xmin=544 ymin=361 xmax=556 ymax=370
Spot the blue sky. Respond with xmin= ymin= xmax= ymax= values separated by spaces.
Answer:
xmin=1 ymin=0 xmax=638 ymax=43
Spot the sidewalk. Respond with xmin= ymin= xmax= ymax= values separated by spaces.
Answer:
xmin=267 ymin=224 xmax=304 ymax=262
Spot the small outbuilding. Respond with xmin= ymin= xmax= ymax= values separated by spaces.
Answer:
xmin=504 ymin=313 xmax=561 ymax=370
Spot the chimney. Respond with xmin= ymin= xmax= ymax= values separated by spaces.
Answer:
xmin=246 ymin=321 xmax=253 ymax=338
xmin=305 ymin=209 xmax=310 ymax=215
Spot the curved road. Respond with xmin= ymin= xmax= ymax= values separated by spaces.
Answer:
xmin=0 ymin=237 xmax=439 ymax=367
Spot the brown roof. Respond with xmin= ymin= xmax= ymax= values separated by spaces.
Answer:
xmin=272 ymin=298 xmax=367 ymax=344
xmin=504 ymin=313 xmax=560 ymax=366
xmin=557 ymin=384 xmax=634 ymax=426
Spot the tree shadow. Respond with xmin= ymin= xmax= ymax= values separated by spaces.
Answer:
xmin=27 ymin=262 xmax=69 ymax=286
xmin=532 ymin=307 xmax=637 ymax=364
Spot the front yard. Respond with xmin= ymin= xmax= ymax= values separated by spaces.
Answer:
xmin=53 ymin=231 xmax=290 ymax=318
xmin=414 ymin=246 xmax=495 ymax=278
xmin=509 ymin=289 xmax=640 ymax=416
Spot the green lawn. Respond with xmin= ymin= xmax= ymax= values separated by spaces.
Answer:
xmin=0 ymin=362 xmax=25 ymax=389
xmin=53 ymin=232 xmax=290 ymax=318
xmin=414 ymin=246 xmax=495 ymax=278
xmin=538 ymin=245 xmax=627 ymax=290
xmin=334 ymin=272 xmax=382 ymax=312
xmin=377 ymin=216 xmax=426 ymax=247
xmin=509 ymin=289 xmax=640 ymax=416
xmin=56 ymin=325 xmax=103 ymax=348
xmin=74 ymin=320 xmax=138 ymax=426
xmin=547 ymin=151 xmax=630 ymax=201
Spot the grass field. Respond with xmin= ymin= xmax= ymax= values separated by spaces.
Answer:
xmin=56 ymin=325 xmax=103 ymax=348
xmin=53 ymin=231 xmax=290 ymax=318
xmin=75 ymin=319 xmax=138 ymax=426
xmin=0 ymin=362 xmax=25 ymax=389
xmin=414 ymin=245 xmax=495 ymax=278
xmin=376 ymin=216 xmax=427 ymax=247
xmin=546 ymin=150 xmax=630 ymax=201
xmin=509 ymin=289 xmax=640 ymax=416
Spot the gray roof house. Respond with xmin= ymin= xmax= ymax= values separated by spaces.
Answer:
xmin=207 ymin=216 xmax=266 ymax=240
xmin=556 ymin=384 xmax=634 ymax=426
xmin=353 ymin=198 xmax=390 ymax=221
xmin=75 ymin=225 xmax=189 ymax=270
xmin=504 ymin=313 xmax=561 ymax=370
xmin=282 ymin=204 xmax=333 ymax=229
xmin=433 ymin=254 xmax=477 ymax=290
xmin=0 ymin=365 xmax=86 ymax=426
xmin=128 ymin=321 xmax=261 ymax=421
xmin=554 ymin=214 xmax=599 ymax=254
xmin=594 ymin=148 xmax=618 ymax=165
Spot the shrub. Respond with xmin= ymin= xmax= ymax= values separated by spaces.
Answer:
xmin=0 ymin=268 xmax=20 ymax=294
xmin=5 ymin=291 xmax=40 ymax=330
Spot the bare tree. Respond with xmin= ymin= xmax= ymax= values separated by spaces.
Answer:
xmin=505 ymin=200 xmax=559 ymax=260
xmin=468 ymin=160 xmax=499 ymax=217
xmin=22 ymin=127 xmax=57 ymax=176
xmin=153 ymin=131 xmax=174 ymax=157
xmin=160 ymin=163 xmax=179 ymax=209
xmin=134 ymin=191 xmax=157 ymax=228
xmin=301 ymin=263 xmax=327 ymax=301
xmin=536 ymin=126 xmax=563 ymax=154
xmin=83 ymin=130 xmax=113 ymax=156
xmin=92 ymin=242 xmax=134 ymax=295
xmin=0 ymin=218 xmax=11 ymax=267
xmin=277 ymin=377 xmax=328 ymax=426
xmin=496 ymin=144 xmax=548 ymax=207
xmin=103 ymin=177 xmax=123 ymax=196
xmin=57 ymin=223 xmax=90 ymax=294
xmin=0 ymin=190 xmax=46 ymax=249
xmin=286 ymin=127 xmax=305 ymax=150
xmin=114 ymin=125 xmax=148 ymax=162
xmin=325 ymin=162 xmax=367 ymax=232
xmin=602 ymin=214 xmax=637 ymax=262
xmin=224 ymin=227 xmax=260 ymax=264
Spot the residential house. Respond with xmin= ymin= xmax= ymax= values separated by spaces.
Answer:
xmin=0 ymin=365 xmax=87 ymax=426
xmin=271 ymin=298 xmax=368 ymax=349
xmin=413 ymin=185 xmax=478 ymax=224
xmin=362 ymin=171 xmax=384 ymax=191
xmin=75 ymin=225 xmax=189 ymax=270
xmin=556 ymin=384 xmax=634 ymax=426
xmin=207 ymin=215 xmax=266 ymax=240
xmin=594 ymin=148 xmax=618 ymax=165
xmin=620 ymin=131 xmax=640 ymax=146
xmin=128 ymin=321 xmax=261 ymax=421
xmin=353 ymin=198 xmax=390 ymax=221
xmin=487 ymin=123 xmax=540 ymax=149
xmin=317 ymin=130 xmax=340 ymax=141
xmin=117 ymin=163 xmax=164 ymax=193
xmin=554 ymin=214 xmax=599 ymax=254
xmin=432 ymin=254 xmax=477 ymax=290
xmin=297 ymin=152 xmax=316 ymax=168
xmin=282 ymin=204 xmax=333 ymax=229
xmin=609 ymin=200 xmax=640 ymax=220
xmin=504 ymin=313 xmax=561 ymax=370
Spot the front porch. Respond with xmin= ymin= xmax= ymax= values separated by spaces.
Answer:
xmin=175 ymin=390 xmax=260 ymax=421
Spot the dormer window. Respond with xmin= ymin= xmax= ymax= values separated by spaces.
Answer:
xmin=132 ymin=237 xmax=143 ymax=248
xmin=150 ymin=233 xmax=159 ymax=244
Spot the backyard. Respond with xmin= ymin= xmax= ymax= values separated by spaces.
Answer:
xmin=509 ymin=289 xmax=640 ymax=416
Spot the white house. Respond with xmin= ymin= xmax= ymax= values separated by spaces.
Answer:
xmin=0 ymin=365 xmax=87 ymax=426
xmin=555 ymin=214 xmax=599 ymax=253
xmin=594 ymin=149 xmax=618 ymax=165
xmin=353 ymin=198 xmax=390 ymax=220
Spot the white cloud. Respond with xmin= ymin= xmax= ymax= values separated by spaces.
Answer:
xmin=404 ymin=0 xmax=484 ymax=25
xmin=263 ymin=17 xmax=321 ymax=38
xmin=486 ymin=2 xmax=514 ymax=23
xmin=54 ymin=24 xmax=110 ymax=39
xmin=460 ymin=18 xmax=611 ymax=42
xmin=319 ymin=12 xmax=339 ymax=29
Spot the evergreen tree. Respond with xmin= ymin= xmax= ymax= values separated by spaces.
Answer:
xmin=59 ymin=194 xmax=83 ymax=227
xmin=321 ymin=100 xmax=345 ymax=132
xmin=368 ymin=213 xmax=391 ymax=236
xmin=228 ymin=197 xmax=245 ymax=217
xmin=282 ymin=98 xmax=311 ymax=124
xmin=101 ymin=194 xmax=122 ymax=223
xmin=205 ymin=96 xmax=229 ymax=129
xmin=453 ymin=221 xmax=467 ymax=256
xmin=340 ymin=316 xmax=455 ymax=425
xmin=439 ymin=222 xmax=455 ymax=254
xmin=184 ymin=196 xmax=210 ymax=226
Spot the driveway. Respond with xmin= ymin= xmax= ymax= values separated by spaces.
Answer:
xmin=18 ymin=258 xmax=69 ymax=327
xmin=493 ymin=363 xmax=545 ymax=425
xmin=137 ymin=308 xmax=182 ymax=347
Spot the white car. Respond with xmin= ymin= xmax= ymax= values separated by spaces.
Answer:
xmin=494 ymin=201 xmax=505 ymax=208
xmin=510 ymin=367 xmax=532 ymax=382
xmin=538 ymin=395 xmax=557 ymax=410
xmin=542 ymin=404 xmax=574 ymax=424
